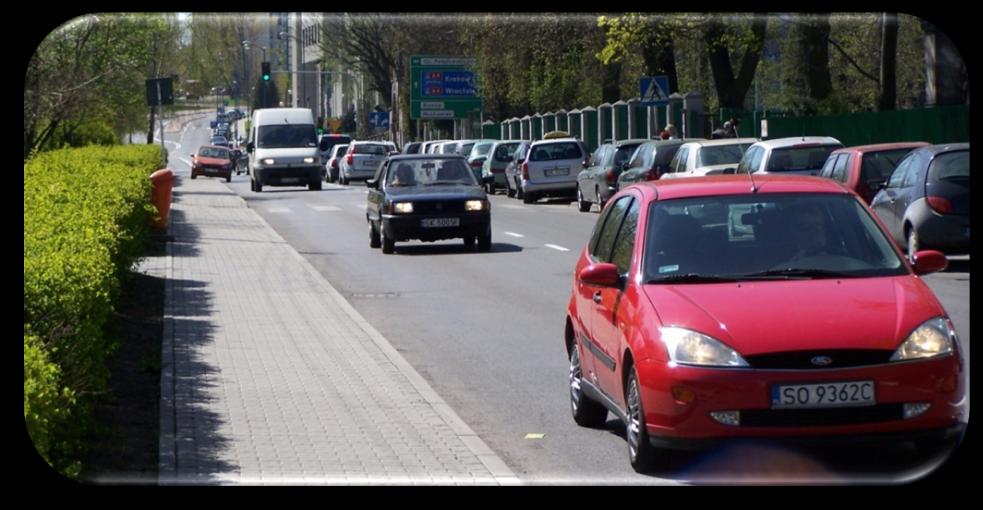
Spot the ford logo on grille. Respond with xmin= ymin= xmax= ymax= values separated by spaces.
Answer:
xmin=810 ymin=356 xmax=833 ymax=367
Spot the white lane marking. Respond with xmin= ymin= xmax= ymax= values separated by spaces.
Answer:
xmin=504 ymin=232 xmax=525 ymax=238
xmin=499 ymin=204 xmax=529 ymax=210
xmin=352 ymin=204 xmax=366 ymax=210
xmin=311 ymin=205 xmax=341 ymax=212
xmin=545 ymin=244 xmax=570 ymax=252
xmin=179 ymin=158 xmax=192 ymax=166
xmin=267 ymin=207 xmax=292 ymax=214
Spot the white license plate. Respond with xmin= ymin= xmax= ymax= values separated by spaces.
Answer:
xmin=421 ymin=217 xmax=460 ymax=228
xmin=281 ymin=177 xmax=299 ymax=184
xmin=545 ymin=168 xmax=569 ymax=176
xmin=770 ymin=380 xmax=875 ymax=409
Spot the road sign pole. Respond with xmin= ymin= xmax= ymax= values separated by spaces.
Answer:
xmin=157 ymin=80 xmax=166 ymax=163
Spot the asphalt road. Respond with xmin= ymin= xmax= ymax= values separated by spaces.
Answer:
xmin=167 ymin=116 xmax=971 ymax=484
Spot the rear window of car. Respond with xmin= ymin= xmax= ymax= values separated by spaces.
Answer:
xmin=861 ymin=149 xmax=913 ymax=182
xmin=355 ymin=144 xmax=388 ymax=156
xmin=767 ymin=145 xmax=840 ymax=172
xmin=614 ymin=144 xmax=642 ymax=167
xmin=529 ymin=142 xmax=583 ymax=162
xmin=928 ymin=150 xmax=969 ymax=182
xmin=697 ymin=144 xmax=751 ymax=167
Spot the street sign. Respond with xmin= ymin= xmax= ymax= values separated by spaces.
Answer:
xmin=639 ymin=76 xmax=670 ymax=106
xmin=145 ymin=77 xmax=174 ymax=106
xmin=410 ymin=55 xmax=482 ymax=120
xmin=369 ymin=111 xmax=390 ymax=128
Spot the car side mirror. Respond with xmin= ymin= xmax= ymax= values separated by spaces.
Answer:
xmin=366 ymin=179 xmax=378 ymax=189
xmin=911 ymin=250 xmax=947 ymax=275
xmin=578 ymin=263 xmax=621 ymax=288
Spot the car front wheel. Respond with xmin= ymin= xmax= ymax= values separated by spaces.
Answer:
xmin=626 ymin=366 xmax=656 ymax=472
xmin=577 ymin=185 xmax=591 ymax=212
xmin=369 ymin=221 xmax=381 ymax=248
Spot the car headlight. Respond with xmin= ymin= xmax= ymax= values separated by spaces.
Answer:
xmin=303 ymin=157 xmax=316 ymax=164
xmin=262 ymin=158 xmax=275 ymax=165
xmin=393 ymin=202 xmax=414 ymax=214
xmin=890 ymin=317 xmax=955 ymax=361
xmin=660 ymin=327 xmax=749 ymax=367
xmin=465 ymin=200 xmax=486 ymax=211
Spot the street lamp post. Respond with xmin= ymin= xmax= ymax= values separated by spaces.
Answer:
xmin=278 ymin=30 xmax=301 ymax=109
xmin=242 ymin=40 xmax=268 ymax=111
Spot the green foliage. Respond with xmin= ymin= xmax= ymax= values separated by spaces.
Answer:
xmin=24 ymin=144 xmax=161 ymax=479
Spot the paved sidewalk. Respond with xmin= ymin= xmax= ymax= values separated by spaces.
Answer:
xmin=157 ymin=174 xmax=519 ymax=485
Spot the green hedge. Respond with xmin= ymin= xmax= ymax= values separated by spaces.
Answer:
xmin=24 ymin=145 xmax=162 ymax=478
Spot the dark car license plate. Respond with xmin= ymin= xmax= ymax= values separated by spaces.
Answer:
xmin=421 ymin=218 xmax=460 ymax=228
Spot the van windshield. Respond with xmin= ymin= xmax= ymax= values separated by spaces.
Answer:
xmin=257 ymin=124 xmax=318 ymax=149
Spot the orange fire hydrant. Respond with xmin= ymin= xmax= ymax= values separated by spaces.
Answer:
xmin=149 ymin=169 xmax=175 ymax=230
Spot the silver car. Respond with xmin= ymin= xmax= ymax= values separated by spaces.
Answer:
xmin=519 ymin=138 xmax=586 ymax=204
xmin=339 ymin=141 xmax=389 ymax=185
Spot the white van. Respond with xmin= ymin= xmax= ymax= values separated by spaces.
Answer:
xmin=247 ymin=108 xmax=321 ymax=192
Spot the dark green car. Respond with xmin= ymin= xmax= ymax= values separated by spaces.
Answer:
xmin=576 ymin=139 xmax=647 ymax=212
xmin=616 ymin=139 xmax=698 ymax=192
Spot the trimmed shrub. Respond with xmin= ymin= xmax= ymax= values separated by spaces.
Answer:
xmin=24 ymin=144 xmax=161 ymax=478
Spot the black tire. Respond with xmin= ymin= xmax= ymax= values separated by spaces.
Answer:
xmin=486 ymin=182 xmax=496 ymax=195
xmin=569 ymin=344 xmax=608 ymax=428
xmin=626 ymin=366 xmax=656 ymax=473
xmin=506 ymin=179 xmax=516 ymax=198
xmin=478 ymin=227 xmax=492 ymax=252
xmin=516 ymin=182 xmax=524 ymax=200
xmin=522 ymin=192 xmax=536 ymax=204
xmin=340 ymin=173 xmax=349 ymax=186
xmin=310 ymin=180 xmax=322 ymax=191
xmin=191 ymin=173 xmax=197 ymax=180
xmin=254 ymin=179 xmax=262 ymax=193
xmin=369 ymin=221 xmax=381 ymax=248
xmin=577 ymin=185 xmax=591 ymax=212
xmin=463 ymin=236 xmax=476 ymax=248
xmin=226 ymin=174 xmax=232 ymax=183
xmin=381 ymin=228 xmax=395 ymax=254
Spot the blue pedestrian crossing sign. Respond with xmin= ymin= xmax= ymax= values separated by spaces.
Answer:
xmin=639 ymin=76 xmax=670 ymax=106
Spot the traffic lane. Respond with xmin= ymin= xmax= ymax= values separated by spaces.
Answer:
xmin=227 ymin=181 xmax=662 ymax=483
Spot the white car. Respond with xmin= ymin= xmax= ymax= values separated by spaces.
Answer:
xmin=325 ymin=144 xmax=349 ymax=183
xmin=737 ymin=136 xmax=843 ymax=176
xmin=338 ymin=141 xmax=389 ymax=185
xmin=661 ymin=138 xmax=758 ymax=179
xmin=519 ymin=138 xmax=587 ymax=204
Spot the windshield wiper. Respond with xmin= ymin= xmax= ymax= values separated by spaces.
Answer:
xmin=645 ymin=273 xmax=740 ymax=284
xmin=739 ymin=268 xmax=859 ymax=280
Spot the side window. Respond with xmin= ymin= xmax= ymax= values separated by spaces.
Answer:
xmin=888 ymin=156 xmax=913 ymax=188
xmin=676 ymin=147 xmax=690 ymax=173
xmin=738 ymin=147 xmax=760 ymax=173
xmin=901 ymin=153 xmax=927 ymax=187
xmin=820 ymin=154 xmax=838 ymax=177
xmin=591 ymin=197 xmax=633 ymax=262
xmin=831 ymin=155 xmax=850 ymax=183
xmin=610 ymin=198 xmax=641 ymax=274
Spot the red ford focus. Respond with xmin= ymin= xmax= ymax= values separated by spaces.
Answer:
xmin=564 ymin=175 xmax=966 ymax=472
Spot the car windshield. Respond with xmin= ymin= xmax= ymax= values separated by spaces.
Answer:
xmin=472 ymin=143 xmax=493 ymax=157
xmin=929 ymin=150 xmax=969 ymax=182
xmin=861 ymin=148 xmax=914 ymax=182
xmin=697 ymin=144 xmax=751 ymax=166
xmin=529 ymin=142 xmax=582 ymax=161
xmin=257 ymin=124 xmax=318 ymax=148
xmin=767 ymin=145 xmax=839 ymax=172
xmin=386 ymin=159 xmax=478 ymax=187
xmin=643 ymin=193 xmax=906 ymax=283
xmin=332 ymin=145 xmax=349 ymax=157
xmin=199 ymin=147 xmax=230 ymax=159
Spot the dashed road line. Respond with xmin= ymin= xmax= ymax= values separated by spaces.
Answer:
xmin=545 ymin=244 xmax=570 ymax=252
xmin=311 ymin=205 xmax=342 ymax=212
xmin=267 ymin=207 xmax=292 ymax=214
xmin=504 ymin=232 xmax=525 ymax=238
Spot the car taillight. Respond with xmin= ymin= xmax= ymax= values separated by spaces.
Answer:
xmin=470 ymin=159 xmax=484 ymax=169
xmin=927 ymin=196 xmax=953 ymax=214
xmin=347 ymin=153 xmax=353 ymax=165
xmin=605 ymin=169 xmax=615 ymax=184
xmin=521 ymin=162 xmax=529 ymax=180
xmin=331 ymin=160 xmax=338 ymax=169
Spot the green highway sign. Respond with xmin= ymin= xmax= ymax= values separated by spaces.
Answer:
xmin=410 ymin=55 xmax=482 ymax=120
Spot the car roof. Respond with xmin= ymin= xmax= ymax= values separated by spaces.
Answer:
xmin=917 ymin=143 xmax=970 ymax=155
xmin=753 ymin=136 xmax=842 ymax=148
xmin=831 ymin=142 xmax=929 ymax=154
xmin=198 ymin=145 xmax=229 ymax=151
xmin=611 ymin=139 xmax=650 ymax=147
xmin=683 ymin=137 xmax=758 ymax=148
xmin=628 ymin=174 xmax=851 ymax=202
xmin=531 ymin=138 xmax=579 ymax=144
xmin=351 ymin=140 xmax=388 ymax=145
xmin=388 ymin=154 xmax=467 ymax=161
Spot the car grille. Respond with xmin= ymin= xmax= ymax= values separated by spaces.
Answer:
xmin=745 ymin=350 xmax=894 ymax=370
xmin=740 ymin=404 xmax=903 ymax=427
xmin=412 ymin=201 xmax=466 ymax=213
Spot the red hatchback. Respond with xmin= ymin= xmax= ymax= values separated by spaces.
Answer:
xmin=191 ymin=145 xmax=234 ymax=182
xmin=819 ymin=142 xmax=929 ymax=204
xmin=565 ymin=175 xmax=966 ymax=472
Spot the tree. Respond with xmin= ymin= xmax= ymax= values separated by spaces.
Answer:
xmin=878 ymin=13 xmax=898 ymax=111
xmin=705 ymin=14 xmax=768 ymax=110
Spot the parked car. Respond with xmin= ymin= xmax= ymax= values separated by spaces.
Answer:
xmin=318 ymin=133 xmax=353 ymax=165
xmin=819 ymin=142 xmax=929 ymax=204
xmin=519 ymin=138 xmax=587 ymax=204
xmin=455 ymin=139 xmax=479 ymax=158
xmin=660 ymin=138 xmax=757 ymax=180
xmin=210 ymin=135 xmax=230 ymax=148
xmin=421 ymin=140 xmax=449 ymax=154
xmin=384 ymin=141 xmax=400 ymax=155
xmin=324 ymin=144 xmax=349 ymax=183
xmin=576 ymin=139 xmax=647 ymax=212
xmin=870 ymin=143 xmax=970 ymax=262
xmin=403 ymin=141 xmax=423 ymax=154
xmin=566 ymin=174 xmax=965 ymax=472
xmin=191 ymin=145 xmax=234 ymax=182
xmin=616 ymin=139 xmax=690 ymax=191
xmin=339 ymin=141 xmax=390 ymax=185
xmin=504 ymin=141 xmax=533 ymax=198
xmin=480 ymin=141 xmax=522 ymax=195
xmin=365 ymin=155 xmax=492 ymax=253
xmin=737 ymin=136 xmax=843 ymax=176
xmin=464 ymin=140 xmax=496 ymax=189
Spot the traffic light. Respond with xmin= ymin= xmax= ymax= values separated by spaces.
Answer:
xmin=262 ymin=62 xmax=271 ymax=81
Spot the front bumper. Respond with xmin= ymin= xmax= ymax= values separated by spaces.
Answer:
xmin=255 ymin=165 xmax=320 ymax=186
xmin=382 ymin=212 xmax=491 ymax=242
xmin=634 ymin=353 xmax=966 ymax=446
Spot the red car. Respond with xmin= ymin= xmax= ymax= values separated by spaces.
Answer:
xmin=565 ymin=175 xmax=966 ymax=472
xmin=191 ymin=145 xmax=234 ymax=182
xmin=819 ymin=142 xmax=929 ymax=204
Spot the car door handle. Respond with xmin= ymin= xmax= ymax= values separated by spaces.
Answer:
xmin=593 ymin=291 xmax=602 ymax=304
